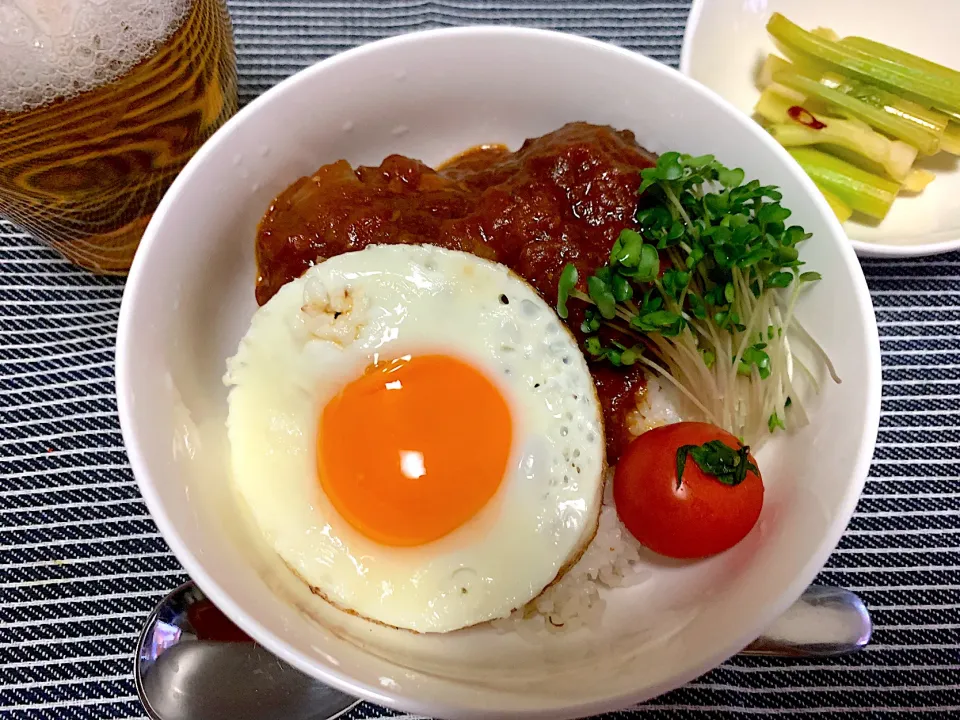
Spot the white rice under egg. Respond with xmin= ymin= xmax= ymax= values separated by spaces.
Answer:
xmin=492 ymin=375 xmax=682 ymax=636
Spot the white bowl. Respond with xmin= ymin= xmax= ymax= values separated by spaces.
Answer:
xmin=680 ymin=0 xmax=960 ymax=258
xmin=117 ymin=27 xmax=881 ymax=719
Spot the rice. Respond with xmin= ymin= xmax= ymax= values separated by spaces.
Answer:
xmin=629 ymin=375 xmax=684 ymax=435
xmin=492 ymin=375 xmax=682 ymax=637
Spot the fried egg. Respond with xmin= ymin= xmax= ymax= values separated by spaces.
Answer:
xmin=225 ymin=244 xmax=605 ymax=633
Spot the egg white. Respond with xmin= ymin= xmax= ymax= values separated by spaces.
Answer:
xmin=225 ymin=244 xmax=605 ymax=633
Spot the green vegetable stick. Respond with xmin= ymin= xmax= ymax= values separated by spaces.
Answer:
xmin=789 ymin=148 xmax=898 ymax=220
xmin=757 ymin=53 xmax=950 ymax=141
xmin=936 ymin=107 xmax=960 ymax=124
xmin=839 ymin=36 xmax=960 ymax=99
xmin=811 ymin=27 xmax=841 ymax=42
xmin=754 ymin=85 xmax=799 ymax=124
xmin=769 ymin=122 xmax=917 ymax=181
xmin=813 ymin=182 xmax=853 ymax=223
xmin=756 ymin=86 xmax=918 ymax=180
xmin=757 ymin=54 xmax=798 ymax=89
xmin=773 ymin=70 xmax=941 ymax=154
xmin=942 ymin=122 xmax=960 ymax=156
xmin=767 ymin=13 xmax=960 ymax=116
xmin=819 ymin=72 xmax=948 ymax=138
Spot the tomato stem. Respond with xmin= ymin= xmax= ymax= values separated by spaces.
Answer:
xmin=675 ymin=439 xmax=757 ymax=489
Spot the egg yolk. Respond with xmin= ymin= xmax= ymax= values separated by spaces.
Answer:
xmin=318 ymin=354 xmax=513 ymax=547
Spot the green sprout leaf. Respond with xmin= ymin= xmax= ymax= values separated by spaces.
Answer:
xmin=587 ymin=274 xmax=617 ymax=319
xmin=661 ymin=269 xmax=690 ymax=300
xmin=685 ymin=153 xmax=715 ymax=169
xmin=611 ymin=229 xmax=645 ymax=267
xmin=739 ymin=344 xmax=772 ymax=379
xmin=619 ymin=344 xmax=644 ymax=366
xmin=631 ymin=309 xmax=683 ymax=335
xmin=768 ymin=412 xmax=786 ymax=432
xmin=581 ymin=308 xmax=601 ymax=334
xmin=584 ymin=336 xmax=604 ymax=356
xmin=659 ymin=151 xmax=683 ymax=180
xmin=611 ymin=273 xmax=633 ymax=302
xmin=716 ymin=166 xmax=745 ymax=189
xmin=724 ymin=282 xmax=735 ymax=303
xmin=766 ymin=271 xmax=794 ymax=289
xmin=688 ymin=293 xmax=707 ymax=320
xmin=630 ymin=243 xmax=660 ymax=283
xmin=556 ymin=264 xmax=578 ymax=319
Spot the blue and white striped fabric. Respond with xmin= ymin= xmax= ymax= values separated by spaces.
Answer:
xmin=1 ymin=1 xmax=959 ymax=718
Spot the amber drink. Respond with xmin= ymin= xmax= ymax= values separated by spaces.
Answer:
xmin=0 ymin=0 xmax=237 ymax=272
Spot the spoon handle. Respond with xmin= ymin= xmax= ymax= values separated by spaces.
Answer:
xmin=741 ymin=585 xmax=872 ymax=657
xmin=136 ymin=582 xmax=871 ymax=720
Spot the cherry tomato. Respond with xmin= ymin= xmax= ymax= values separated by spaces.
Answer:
xmin=613 ymin=421 xmax=764 ymax=559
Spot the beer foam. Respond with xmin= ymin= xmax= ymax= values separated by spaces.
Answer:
xmin=0 ymin=0 xmax=191 ymax=113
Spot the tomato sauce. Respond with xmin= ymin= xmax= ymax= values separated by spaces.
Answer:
xmin=255 ymin=122 xmax=656 ymax=461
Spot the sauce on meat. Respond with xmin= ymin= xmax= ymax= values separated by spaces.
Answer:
xmin=255 ymin=122 xmax=656 ymax=461
xmin=437 ymin=144 xmax=511 ymax=177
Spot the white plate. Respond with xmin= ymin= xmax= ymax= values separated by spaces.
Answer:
xmin=680 ymin=0 xmax=960 ymax=257
xmin=116 ymin=27 xmax=880 ymax=719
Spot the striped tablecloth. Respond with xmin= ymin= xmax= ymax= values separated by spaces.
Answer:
xmin=1 ymin=1 xmax=959 ymax=718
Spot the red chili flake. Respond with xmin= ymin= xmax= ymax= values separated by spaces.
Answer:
xmin=46 ymin=448 xmax=53 ymax=453
xmin=787 ymin=106 xmax=827 ymax=130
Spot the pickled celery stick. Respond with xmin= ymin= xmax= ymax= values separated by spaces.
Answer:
xmin=754 ymin=86 xmax=799 ymax=123
xmin=758 ymin=54 xmax=950 ymax=139
xmin=902 ymin=168 xmax=935 ymax=193
xmin=812 ymin=27 xmax=840 ymax=42
xmin=828 ymin=145 xmax=897 ymax=178
xmin=774 ymin=70 xmax=941 ymax=154
xmin=815 ymin=182 xmax=853 ymax=222
xmin=942 ymin=122 xmax=960 ymax=156
xmin=766 ymin=80 xmax=806 ymax=105
xmin=768 ymin=121 xmax=917 ymax=181
xmin=936 ymin=107 xmax=960 ymax=123
xmin=839 ymin=36 xmax=960 ymax=97
xmin=789 ymin=148 xmax=898 ymax=220
xmin=757 ymin=87 xmax=917 ymax=179
xmin=814 ymin=152 xmax=934 ymax=194
xmin=758 ymin=54 xmax=797 ymax=88
xmin=819 ymin=72 xmax=949 ymax=138
xmin=767 ymin=13 xmax=960 ymax=115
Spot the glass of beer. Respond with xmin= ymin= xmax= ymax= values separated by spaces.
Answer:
xmin=0 ymin=0 xmax=238 ymax=273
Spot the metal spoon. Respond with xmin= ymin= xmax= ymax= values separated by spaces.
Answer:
xmin=135 ymin=581 xmax=871 ymax=720
xmin=134 ymin=581 xmax=359 ymax=720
